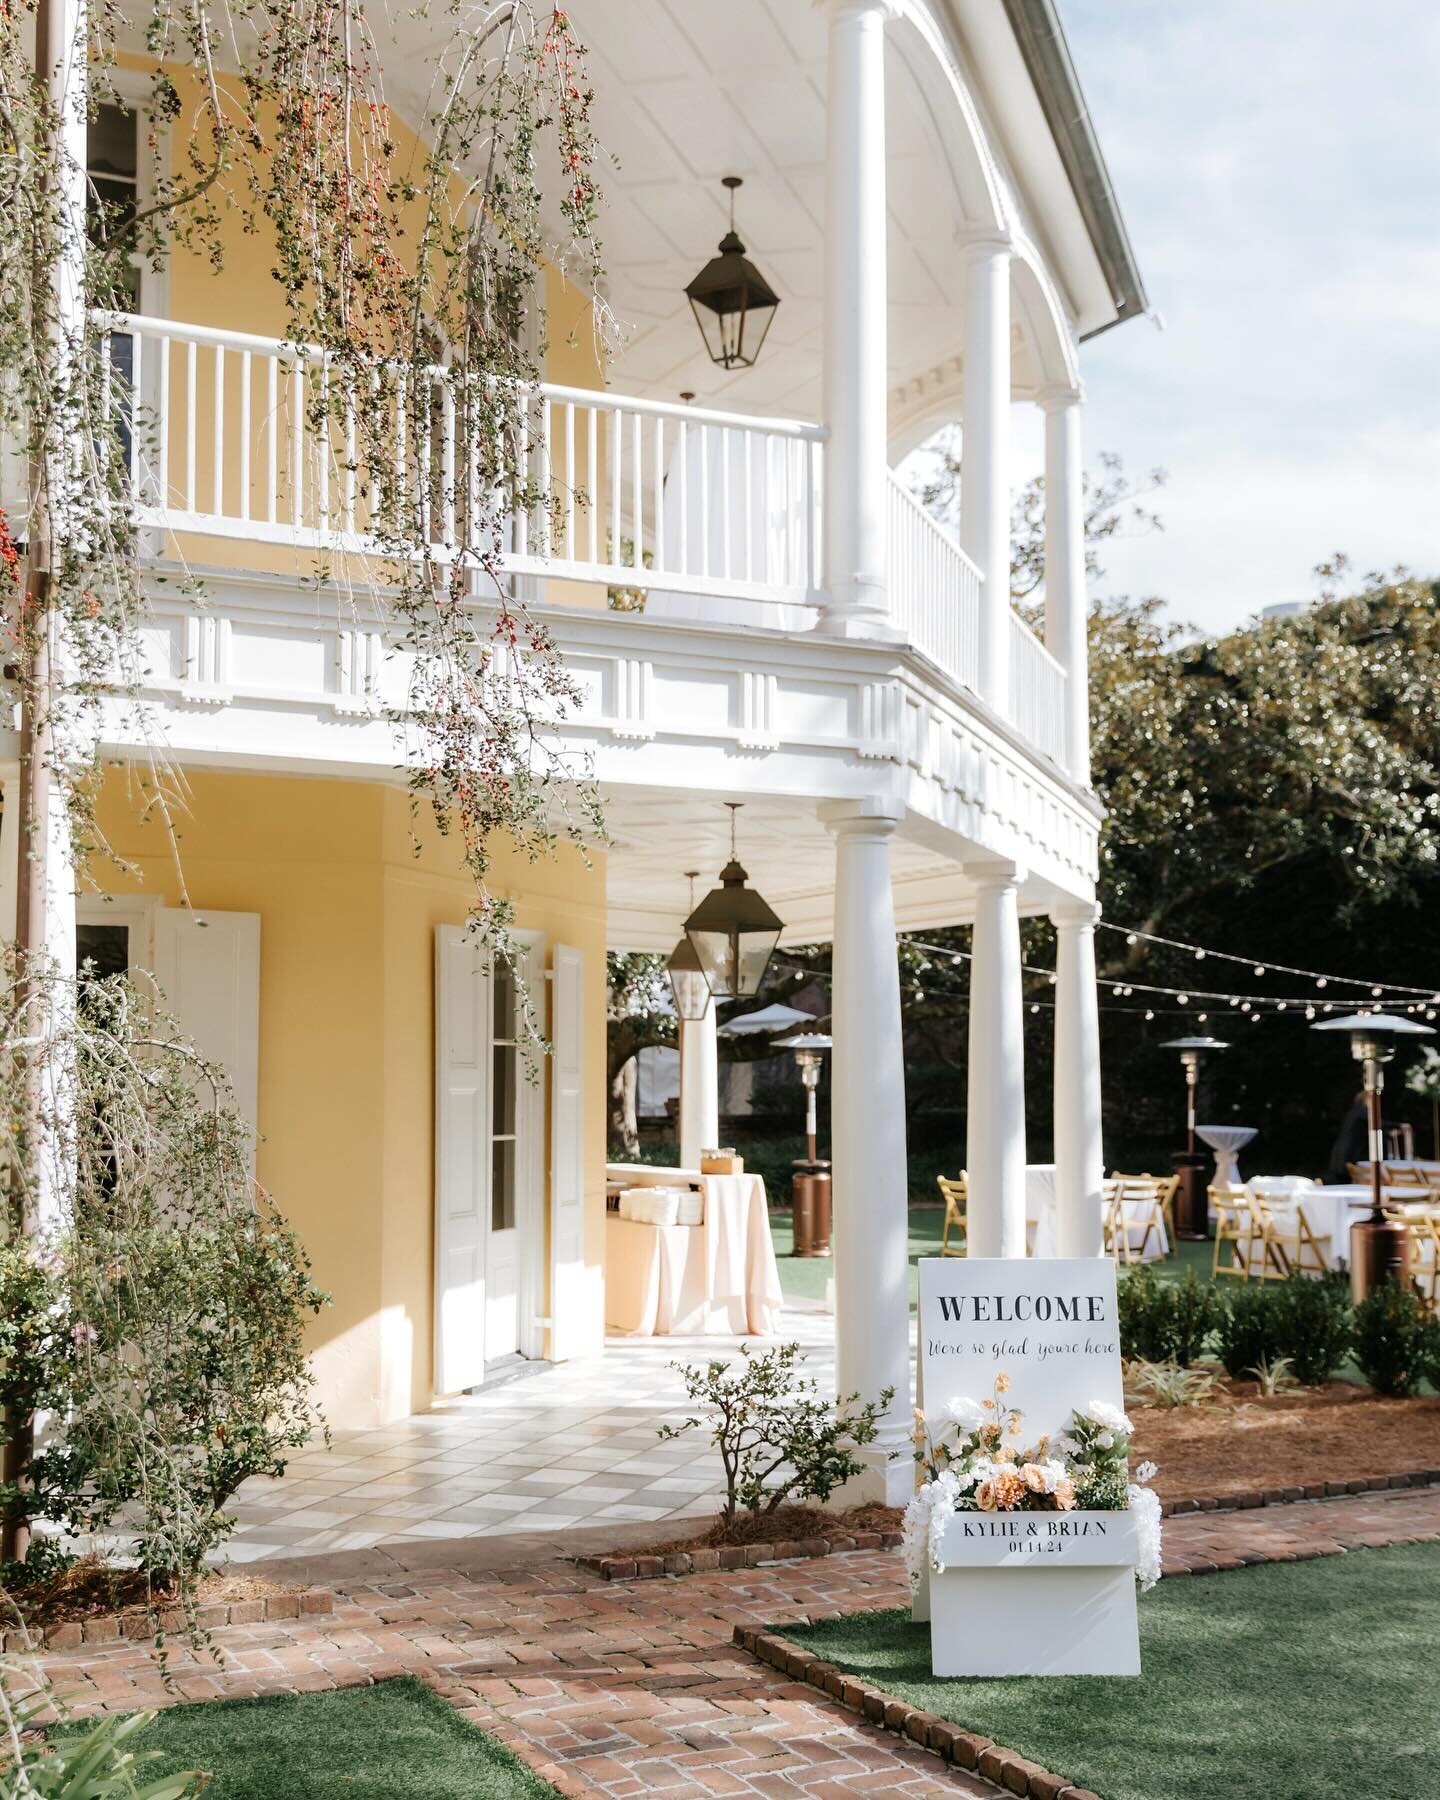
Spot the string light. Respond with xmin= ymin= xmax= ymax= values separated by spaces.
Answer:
xmin=1098 ymin=921 xmax=1435 ymax=998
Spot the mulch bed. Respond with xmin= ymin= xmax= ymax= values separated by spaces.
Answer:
xmin=577 ymin=1503 xmax=902 ymax=1581
xmin=1 ymin=1558 xmax=332 ymax=1652
xmin=1132 ymin=1379 xmax=1440 ymax=1503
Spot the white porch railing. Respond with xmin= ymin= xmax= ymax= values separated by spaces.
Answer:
xmin=1008 ymin=611 xmax=1067 ymax=765
xmin=91 ymin=311 xmax=826 ymax=608
xmin=886 ymin=475 xmax=981 ymax=693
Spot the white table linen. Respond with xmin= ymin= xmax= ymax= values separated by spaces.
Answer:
xmin=604 ymin=1172 xmax=784 ymax=1337
xmin=1196 ymin=1124 xmax=1257 ymax=1189
xmin=1025 ymin=1164 xmax=1169 ymax=1259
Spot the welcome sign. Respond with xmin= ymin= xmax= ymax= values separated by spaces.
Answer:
xmin=915 ymin=1257 xmax=1141 ymax=1678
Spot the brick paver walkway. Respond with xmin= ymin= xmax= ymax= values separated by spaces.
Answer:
xmin=28 ymin=1485 xmax=1440 ymax=1800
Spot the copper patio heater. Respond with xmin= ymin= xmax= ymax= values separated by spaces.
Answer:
xmin=780 ymin=1030 xmax=832 ymax=1256
xmin=1159 ymin=1036 xmax=1229 ymax=1239
xmin=1312 ymin=1012 xmax=1435 ymax=1300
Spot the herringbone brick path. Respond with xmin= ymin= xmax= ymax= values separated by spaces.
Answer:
xmin=30 ymin=1485 xmax=1440 ymax=1799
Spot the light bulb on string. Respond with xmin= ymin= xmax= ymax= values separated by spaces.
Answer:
xmin=1197 ymin=1011 xmax=1208 ymax=1022
xmin=1195 ymin=949 xmax=1205 ymax=961
xmin=1277 ymin=1002 xmax=1287 ymax=1012
xmin=1306 ymin=1006 xmax=1316 ymax=1020
xmin=1317 ymin=977 xmax=1327 ymax=989
xmin=1126 ymin=933 xmax=1138 ymax=945
xmin=1145 ymin=1009 xmax=1155 ymax=1021
xmin=1241 ymin=1001 xmax=1251 ymax=1012
xmin=1177 ymin=993 xmax=1189 ymax=1006
xmin=1371 ymin=986 xmax=1383 ymax=998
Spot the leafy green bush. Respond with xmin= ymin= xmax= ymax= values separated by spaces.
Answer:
xmin=0 ymin=973 xmax=328 ymax=1590
xmin=659 ymin=1342 xmax=892 ymax=1526
xmin=1270 ymin=1272 xmax=1353 ymax=1386
xmin=1352 ymin=1281 xmax=1440 ymax=1397
xmin=1117 ymin=1267 xmax=1219 ymax=1365
xmin=1214 ymin=1281 xmax=1285 ymax=1380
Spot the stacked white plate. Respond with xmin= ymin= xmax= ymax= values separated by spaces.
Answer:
xmin=617 ymin=1186 xmax=704 ymax=1227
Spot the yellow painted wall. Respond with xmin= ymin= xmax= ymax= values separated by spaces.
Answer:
xmin=114 ymin=52 xmax=611 ymax=589
xmin=93 ymin=767 xmax=607 ymax=1427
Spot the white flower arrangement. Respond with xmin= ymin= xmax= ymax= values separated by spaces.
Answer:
xmin=905 ymin=1375 xmax=1163 ymax=1591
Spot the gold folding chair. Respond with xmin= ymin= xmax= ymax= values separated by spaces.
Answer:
xmin=1211 ymin=1185 xmax=1259 ymax=1279
xmin=1248 ymin=1190 xmax=1328 ymax=1279
xmin=1111 ymin=1176 xmax=1167 ymax=1264
xmin=937 ymin=1173 xmax=968 ymax=1257
xmin=1406 ymin=1212 xmax=1440 ymax=1312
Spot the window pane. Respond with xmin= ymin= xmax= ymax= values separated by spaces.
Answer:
xmin=76 ymin=923 xmax=129 ymax=979
xmin=491 ymin=1136 xmax=516 ymax=1232
xmin=492 ymin=961 xmax=515 ymax=1038
xmin=493 ymin=1043 xmax=516 ymax=1138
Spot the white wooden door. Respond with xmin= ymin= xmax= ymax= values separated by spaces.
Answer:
xmin=152 ymin=908 xmax=261 ymax=1143
xmin=549 ymin=943 xmax=586 ymax=1360
xmin=485 ymin=952 xmax=522 ymax=1364
xmin=434 ymin=926 xmax=489 ymax=1392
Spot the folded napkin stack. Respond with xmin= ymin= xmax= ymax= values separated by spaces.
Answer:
xmin=617 ymin=1185 xmax=704 ymax=1227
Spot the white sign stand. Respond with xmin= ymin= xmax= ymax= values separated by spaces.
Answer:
xmin=915 ymin=1257 xmax=1141 ymax=1677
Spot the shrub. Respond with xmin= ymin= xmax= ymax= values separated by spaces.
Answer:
xmin=1271 ymin=1272 xmax=1353 ymax=1386
xmin=659 ymin=1342 xmax=892 ymax=1526
xmin=1117 ymin=1267 xmax=1219 ymax=1365
xmin=0 ymin=972 xmax=328 ymax=1591
xmin=1352 ymin=1281 xmax=1440 ymax=1398
xmin=1215 ymin=1281 xmax=1285 ymax=1380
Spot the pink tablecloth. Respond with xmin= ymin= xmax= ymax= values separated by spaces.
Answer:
xmin=604 ymin=1173 xmax=784 ymax=1337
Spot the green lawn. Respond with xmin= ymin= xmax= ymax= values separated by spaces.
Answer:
xmin=768 ymin=1204 xmax=1218 ymax=1307
xmin=784 ymin=1541 xmax=1440 ymax=1800
xmin=73 ymin=1677 xmax=556 ymax=1799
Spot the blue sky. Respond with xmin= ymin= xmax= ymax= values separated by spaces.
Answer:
xmin=1043 ymin=0 xmax=1439 ymax=634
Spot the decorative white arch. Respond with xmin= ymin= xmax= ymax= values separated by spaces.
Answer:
xmin=887 ymin=0 xmax=1009 ymax=237
xmin=1010 ymin=236 xmax=1082 ymax=395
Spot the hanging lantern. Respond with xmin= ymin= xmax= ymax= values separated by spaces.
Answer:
xmin=666 ymin=873 xmax=713 ymax=1021
xmin=684 ymin=804 xmax=783 ymax=1000
xmin=685 ymin=177 xmax=780 ymax=371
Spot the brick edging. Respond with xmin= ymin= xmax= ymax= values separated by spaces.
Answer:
xmin=13 ymin=1587 xmax=333 ymax=1653
xmin=1159 ymin=1467 xmax=1440 ymax=1517
xmin=579 ymin=1468 xmax=1440 ymax=1581
xmin=736 ymin=1624 xmax=1096 ymax=1800
xmin=577 ymin=1530 xmax=902 ymax=1581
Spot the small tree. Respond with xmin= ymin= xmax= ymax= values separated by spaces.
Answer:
xmin=0 ymin=969 xmax=327 ymax=1595
xmin=659 ymin=1342 xmax=892 ymax=1529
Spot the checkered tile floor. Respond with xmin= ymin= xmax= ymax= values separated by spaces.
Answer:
xmin=223 ymin=1304 xmax=847 ymax=1562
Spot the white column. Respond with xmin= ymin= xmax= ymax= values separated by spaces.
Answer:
xmin=966 ymin=865 xmax=1027 ymax=1257
xmin=960 ymin=237 xmax=1013 ymax=710
xmin=1041 ymin=387 xmax=1091 ymax=782
xmin=821 ymin=797 xmax=911 ymax=1503
xmin=819 ymin=0 xmax=892 ymax=637
xmin=678 ymin=1001 xmax=719 ymax=1172
xmin=1053 ymin=899 xmax=1104 ymax=1257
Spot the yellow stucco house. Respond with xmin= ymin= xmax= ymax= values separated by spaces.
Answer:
xmin=7 ymin=0 xmax=1147 ymax=1499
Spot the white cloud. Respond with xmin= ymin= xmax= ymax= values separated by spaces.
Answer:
xmin=1061 ymin=0 xmax=1440 ymax=631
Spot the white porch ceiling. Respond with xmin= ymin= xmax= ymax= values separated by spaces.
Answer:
xmin=566 ymin=0 xmax=1042 ymax=423
xmin=601 ymin=785 xmax=1024 ymax=953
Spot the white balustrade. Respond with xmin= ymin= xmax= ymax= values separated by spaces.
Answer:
xmin=87 ymin=310 xmax=1069 ymax=768
xmin=91 ymin=311 xmax=825 ymax=611
xmin=1008 ymin=610 xmax=1068 ymax=765
xmin=887 ymin=474 xmax=981 ymax=694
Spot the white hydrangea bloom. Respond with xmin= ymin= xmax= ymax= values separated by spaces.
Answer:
xmin=943 ymin=1394 xmax=988 ymax=1434
xmin=1085 ymin=1400 xmax=1134 ymax=1434
xmin=1128 ymin=1482 xmax=1163 ymax=1590
xmin=1135 ymin=1459 xmax=1158 ymax=1485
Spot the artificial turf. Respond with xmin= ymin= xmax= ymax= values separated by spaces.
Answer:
xmin=783 ymin=1539 xmax=1440 ymax=1800
xmin=79 ymin=1676 xmax=557 ymax=1799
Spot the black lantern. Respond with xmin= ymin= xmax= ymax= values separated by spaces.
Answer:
xmin=666 ymin=873 xmax=713 ymax=1021
xmin=684 ymin=804 xmax=783 ymax=1000
xmin=685 ymin=177 xmax=780 ymax=371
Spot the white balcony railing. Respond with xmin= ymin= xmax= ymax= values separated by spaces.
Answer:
xmin=90 ymin=311 xmax=1071 ymax=771
xmin=1008 ymin=611 xmax=1067 ymax=765
xmin=887 ymin=475 xmax=981 ymax=694
xmin=92 ymin=311 xmax=826 ymax=609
